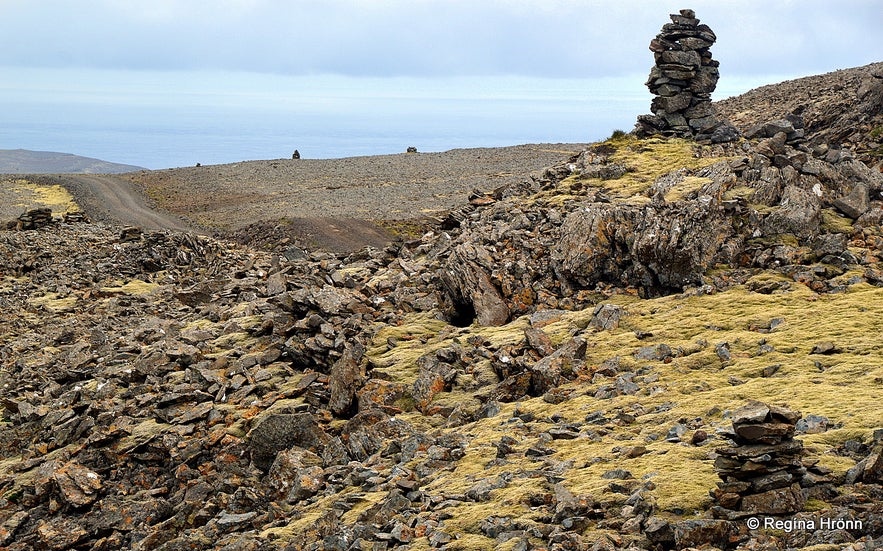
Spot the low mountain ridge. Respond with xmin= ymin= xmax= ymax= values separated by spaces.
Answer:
xmin=0 ymin=149 xmax=144 ymax=174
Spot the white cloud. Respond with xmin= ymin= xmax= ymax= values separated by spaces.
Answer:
xmin=0 ymin=0 xmax=879 ymax=78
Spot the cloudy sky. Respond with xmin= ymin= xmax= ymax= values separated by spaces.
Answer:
xmin=2 ymin=0 xmax=880 ymax=79
xmin=1 ymin=1 xmax=881 ymax=166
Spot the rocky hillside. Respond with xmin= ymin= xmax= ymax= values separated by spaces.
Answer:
xmin=715 ymin=62 xmax=883 ymax=169
xmin=2 ymin=64 xmax=883 ymax=551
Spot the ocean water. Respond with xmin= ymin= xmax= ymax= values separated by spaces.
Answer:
xmin=0 ymin=68 xmax=778 ymax=170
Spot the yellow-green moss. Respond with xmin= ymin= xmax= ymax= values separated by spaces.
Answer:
xmin=260 ymin=495 xmax=338 ymax=541
xmin=361 ymin=278 xmax=882 ymax=524
xmin=28 ymin=293 xmax=78 ymax=313
xmin=663 ymin=176 xmax=713 ymax=202
xmin=100 ymin=279 xmax=161 ymax=296
xmin=3 ymin=179 xmax=80 ymax=214
xmin=601 ymin=137 xmax=733 ymax=199
xmin=820 ymin=209 xmax=855 ymax=234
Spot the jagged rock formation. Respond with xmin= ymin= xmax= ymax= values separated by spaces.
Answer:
xmin=635 ymin=9 xmax=739 ymax=143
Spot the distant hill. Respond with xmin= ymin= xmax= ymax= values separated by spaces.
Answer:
xmin=0 ymin=149 xmax=144 ymax=174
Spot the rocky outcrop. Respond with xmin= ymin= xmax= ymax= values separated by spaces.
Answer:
xmin=431 ymin=132 xmax=883 ymax=319
xmin=635 ymin=9 xmax=739 ymax=143
xmin=552 ymin=189 xmax=737 ymax=293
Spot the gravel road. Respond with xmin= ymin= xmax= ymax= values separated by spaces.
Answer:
xmin=32 ymin=174 xmax=194 ymax=232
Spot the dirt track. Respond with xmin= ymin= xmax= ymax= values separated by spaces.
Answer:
xmin=35 ymin=174 xmax=194 ymax=232
xmin=16 ymin=144 xmax=589 ymax=252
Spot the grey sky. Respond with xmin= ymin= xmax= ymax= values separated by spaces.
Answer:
xmin=1 ymin=0 xmax=881 ymax=79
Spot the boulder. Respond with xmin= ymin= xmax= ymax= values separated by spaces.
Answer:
xmin=833 ymin=181 xmax=870 ymax=218
xmin=328 ymin=341 xmax=366 ymax=417
xmin=439 ymin=242 xmax=510 ymax=326
xmin=247 ymin=413 xmax=329 ymax=471
xmin=554 ymin=199 xmax=735 ymax=293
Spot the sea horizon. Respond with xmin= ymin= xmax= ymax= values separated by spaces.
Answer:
xmin=0 ymin=67 xmax=796 ymax=170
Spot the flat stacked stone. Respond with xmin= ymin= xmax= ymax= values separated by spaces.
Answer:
xmin=711 ymin=401 xmax=807 ymax=518
xmin=635 ymin=9 xmax=739 ymax=144
xmin=9 ymin=207 xmax=54 ymax=230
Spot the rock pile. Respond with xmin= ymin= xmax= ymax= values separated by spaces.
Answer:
xmin=7 ymin=208 xmax=53 ymax=230
xmin=635 ymin=9 xmax=739 ymax=143
xmin=712 ymin=401 xmax=808 ymax=518
xmin=6 ymin=208 xmax=89 ymax=230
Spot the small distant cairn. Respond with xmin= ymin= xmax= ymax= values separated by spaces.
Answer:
xmin=406 ymin=146 xmax=418 ymax=153
xmin=292 ymin=149 xmax=301 ymax=160
xmin=711 ymin=401 xmax=808 ymax=518
xmin=635 ymin=8 xmax=739 ymax=144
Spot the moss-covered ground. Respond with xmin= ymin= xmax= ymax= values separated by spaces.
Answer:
xmin=362 ymin=278 xmax=883 ymax=546
xmin=0 ymin=178 xmax=80 ymax=219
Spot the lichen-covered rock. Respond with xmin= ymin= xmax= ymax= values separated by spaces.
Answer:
xmin=247 ymin=413 xmax=329 ymax=471
xmin=553 ymin=199 xmax=735 ymax=293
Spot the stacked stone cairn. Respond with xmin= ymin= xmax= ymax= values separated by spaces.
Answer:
xmin=8 ymin=207 xmax=54 ymax=230
xmin=711 ymin=401 xmax=807 ymax=519
xmin=635 ymin=9 xmax=739 ymax=143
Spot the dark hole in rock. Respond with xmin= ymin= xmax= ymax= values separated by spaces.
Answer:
xmin=448 ymin=300 xmax=476 ymax=328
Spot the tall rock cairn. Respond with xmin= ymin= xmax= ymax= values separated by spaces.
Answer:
xmin=635 ymin=9 xmax=739 ymax=143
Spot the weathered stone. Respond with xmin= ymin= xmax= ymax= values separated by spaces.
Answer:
xmin=635 ymin=343 xmax=673 ymax=361
xmin=795 ymin=414 xmax=830 ymax=434
xmin=674 ymin=519 xmax=734 ymax=549
xmin=589 ymin=303 xmax=626 ymax=330
xmin=247 ymin=413 xmax=329 ymax=470
xmin=810 ymin=341 xmax=839 ymax=355
xmin=439 ymin=242 xmax=510 ymax=326
xmin=523 ymin=326 xmax=554 ymax=356
xmin=265 ymin=447 xmax=324 ymax=500
xmin=266 ymin=271 xmax=288 ymax=295
xmin=528 ymin=336 xmax=586 ymax=393
xmin=863 ymin=443 xmax=883 ymax=483
xmin=328 ymin=341 xmax=366 ymax=417
xmin=0 ymin=511 xmax=28 ymax=546
xmin=644 ymin=516 xmax=675 ymax=545
xmin=554 ymin=200 xmax=736 ymax=293
xmin=734 ymin=422 xmax=795 ymax=444
xmin=287 ymin=465 xmax=325 ymax=501
xmin=833 ymin=181 xmax=870 ymax=218
xmin=763 ymin=184 xmax=821 ymax=238
xmin=52 ymin=460 xmax=103 ymax=507
xmin=767 ymin=404 xmax=801 ymax=424
xmin=36 ymin=517 xmax=88 ymax=550
xmin=739 ymin=483 xmax=805 ymax=514
xmin=746 ymin=119 xmax=796 ymax=139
